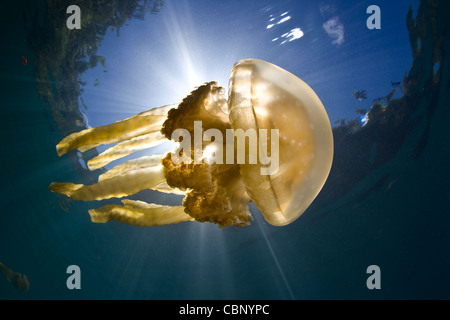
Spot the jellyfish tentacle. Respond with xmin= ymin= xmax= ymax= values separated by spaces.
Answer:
xmin=56 ymin=104 xmax=175 ymax=156
xmin=98 ymin=154 xmax=165 ymax=181
xmin=49 ymin=165 xmax=167 ymax=201
xmin=89 ymin=199 xmax=193 ymax=226
xmin=150 ymin=181 xmax=188 ymax=195
xmin=87 ymin=131 xmax=167 ymax=170
xmin=78 ymin=144 xmax=100 ymax=153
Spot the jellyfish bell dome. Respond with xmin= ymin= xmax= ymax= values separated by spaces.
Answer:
xmin=228 ymin=59 xmax=334 ymax=226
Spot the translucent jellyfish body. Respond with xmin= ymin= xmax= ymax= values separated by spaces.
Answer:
xmin=49 ymin=59 xmax=333 ymax=228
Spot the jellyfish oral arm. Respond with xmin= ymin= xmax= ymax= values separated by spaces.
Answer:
xmin=55 ymin=104 xmax=174 ymax=156
xmin=89 ymin=200 xmax=193 ymax=226
xmin=49 ymin=164 xmax=167 ymax=201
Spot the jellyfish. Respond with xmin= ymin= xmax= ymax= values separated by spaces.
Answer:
xmin=49 ymin=59 xmax=334 ymax=228
xmin=0 ymin=262 xmax=30 ymax=293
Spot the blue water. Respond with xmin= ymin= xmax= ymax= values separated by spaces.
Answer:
xmin=1 ymin=0 xmax=449 ymax=300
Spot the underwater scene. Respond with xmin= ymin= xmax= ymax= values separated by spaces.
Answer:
xmin=1 ymin=0 xmax=449 ymax=301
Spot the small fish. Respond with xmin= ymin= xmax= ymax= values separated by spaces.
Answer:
xmin=21 ymin=56 xmax=27 ymax=66
xmin=354 ymin=90 xmax=367 ymax=101
xmin=391 ymin=81 xmax=401 ymax=88
xmin=75 ymin=119 xmax=84 ymax=128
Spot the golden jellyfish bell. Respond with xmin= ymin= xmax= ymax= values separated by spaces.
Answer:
xmin=49 ymin=59 xmax=333 ymax=228
xmin=228 ymin=59 xmax=334 ymax=226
